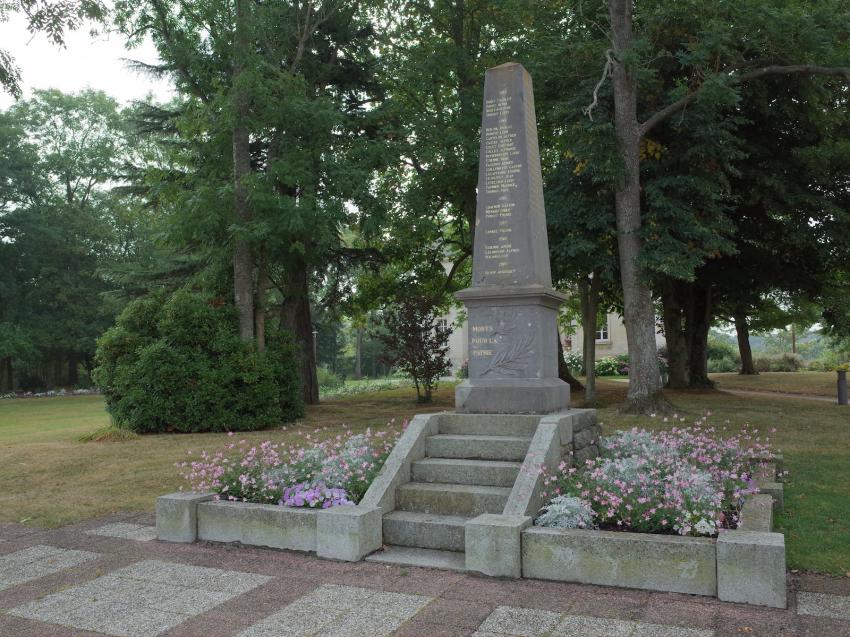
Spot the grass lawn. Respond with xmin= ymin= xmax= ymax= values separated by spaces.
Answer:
xmin=1 ymin=378 xmax=848 ymax=575
xmin=710 ymin=371 xmax=839 ymax=397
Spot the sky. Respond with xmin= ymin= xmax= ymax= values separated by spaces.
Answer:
xmin=0 ymin=12 xmax=175 ymax=110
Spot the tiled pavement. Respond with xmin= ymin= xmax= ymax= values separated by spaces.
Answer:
xmin=0 ymin=514 xmax=849 ymax=637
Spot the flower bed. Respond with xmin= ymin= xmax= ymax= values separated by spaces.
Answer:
xmin=179 ymin=425 xmax=402 ymax=509
xmin=537 ymin=420 xmax=776 ymax=537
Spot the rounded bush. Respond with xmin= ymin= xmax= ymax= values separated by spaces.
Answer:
xmin=93 ymin=290 xmax=303 ymax=433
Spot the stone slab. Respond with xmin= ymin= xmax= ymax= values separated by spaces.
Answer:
xmin=476 ymin=605 xmax=561 ymax=636
xmin=86 ymin=522 xmax=158 ymax=541
xmin=437 ymin=412 xmax=542 ymax=436
xmin=156 ymin=491 xmax=215 ymax=543
xmin=426 ymin=433 xmax=531 ymax=461
xmin=196 ymin=500 xmax=318 ymax=552
xmin=365 ymin=546 xmax=467 ymax=571
xmin=522 ymin=527 xmax=717 ymax=596
xmin=465 ymin=514 xmax=531 ymax=578
xmin=383 ymin=511 xmax=467 ymax=552
xmin=0 ymin=544 xmax=98 ymax=591
xmin=240 ymin=584 xmax=432 ymax=637
xmin=412 ymin=457 xmax=521 ymax=487
xmin=796 ymin=591 xmax=850 ymax=621
xmin=9 ymin=559 xmax=270 ymax=637
xmin=717 ymin=531 xmax=786 ymax=608
xmin=456 ymin=378 xmax=570 ymax=415
xmin=316 ymin=504 xmax=382 ymax=562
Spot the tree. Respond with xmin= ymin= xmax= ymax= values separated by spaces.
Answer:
xmin=547 ymin=0 xmax=850 ymax=410
xmin=0 ymin=0 xmax=106 ymax=97
xmin=374 ymin=295 xmax=452 ymax=403
xmin=115 ymin=0 xmax=384 ymax=404
xmin=0 ymin=89 xmax=138 ymax=390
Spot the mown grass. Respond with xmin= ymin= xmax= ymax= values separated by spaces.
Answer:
xmin=710 ymin=371 xmax=839 ymax=397
xmin=1 ymin=377 xmax=848 ymax=575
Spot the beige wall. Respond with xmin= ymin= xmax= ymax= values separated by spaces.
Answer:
xmin=565 ymin=313 xmax=665 ymax=361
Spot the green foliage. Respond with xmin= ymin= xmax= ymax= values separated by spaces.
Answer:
xmin=594 ymin=357 xmax=623 ymax=377
xmin=754 ymin=354 xmax=805 ymax=373
xmin=316 ymin=366 xmax=343 ymax=390
xmin=373 ymin=295 xmax=452 ymax=403
xmin=93 ymin=290 xmax=303 ymax=433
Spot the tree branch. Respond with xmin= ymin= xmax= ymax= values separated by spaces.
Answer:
xmin=584 ymin=48 xmax=614 ymax=121
xmin=639 ymin=63 xmax=850 ymax=138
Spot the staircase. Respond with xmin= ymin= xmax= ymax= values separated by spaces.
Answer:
xmin=365 ymin=415 xmax=538 ymax=571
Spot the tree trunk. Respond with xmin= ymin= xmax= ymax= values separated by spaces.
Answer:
xmin=232 ymin=0 xmax=254 ymax=342
xmin=579 ymin=274 xmax=601 ymax=405
xmin=608 ymin=0 xmax=664 ymax=413
xmin=0 ymin=357 xmax=10 ymax=392
xmin=686 ymin=285 xmax=713 ymax=387
xmin=281 ymin=267 xmax=319 ymax=405
xmin=68 ymin=351 xmax=79 ymax=386
xmin=355 ymin=327 xmax=363 ymax=379
xmin=254 ymin=251 xmax=270 ymax=353
xmin=735 ymin=311 xmax=758 ymax=375
xmin=661 ymin=281 xmax=689 ymax=388
xmin=557 ymin=335 xmax=584 ymax=391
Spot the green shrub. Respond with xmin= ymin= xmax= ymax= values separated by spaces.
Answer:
xmin=595 ymin=356 xmax=622 ymax=376
xmin=93 ymin=290 xmax=303 ymax=433
xmin=753 ymin=353 xmax=804 ymax=373
xmin=708 ymin=356 xmax=739 ymax=373
xmin=317 ymin=366 xmax=343 ymax=390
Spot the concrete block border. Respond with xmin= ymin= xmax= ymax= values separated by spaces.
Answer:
xmin=519 ymin=462 xmax=787 ymax=607
xmin=155 ymin=413 xmax=443 ymax=557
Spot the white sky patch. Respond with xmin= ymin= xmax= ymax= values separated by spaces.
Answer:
xmin=0 ymin=12 xmax=175 ymax=109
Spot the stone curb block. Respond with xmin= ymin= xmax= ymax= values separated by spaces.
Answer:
xmin=465 ymin=514 xmax=531 ymax=578
xmin=359 ymin=413 xmax=440 ymax=513
xmin=156 ymin=492 xmax=215 ymax=543
xmin=317 ymin=505 xmax=382 ymax=562
xmin=522 ymin=527 xmax=717 ymax=596
xmin=756 ymin=481 xmax=784 ymax=513
xmin=503 ymin=412 xmax=576 ymax=518
xmin=717 ymin=530 xmax=786 ymax=608
xmin=196 ymin=500 xmax=318 ymax=552
xmin=739 ymin=494 xmax=774 ymax=532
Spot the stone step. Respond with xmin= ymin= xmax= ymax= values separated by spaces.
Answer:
xmin=426 ymin=434 xmax=531 ymax=461
xmin=397 ymin=482 xmax=511 ymax=516
xmin=365 ymin=546 xmax=467 ymax=572
xmin=412 ymin=458 xmax=521 ymax=487
xmin=382 ymin=511 xmax=468 ymax=552
xmin=438 ymin=413 xmax=541 ymax=437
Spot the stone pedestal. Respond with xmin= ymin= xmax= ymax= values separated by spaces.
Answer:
xmin=455 ymin=63 xmax=569 ymax=414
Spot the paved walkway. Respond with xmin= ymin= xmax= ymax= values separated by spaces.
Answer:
xmin=720 ymin=389 xmax=838 ymax=404
xmin=1 ymin=513 xmax=849 ymax=637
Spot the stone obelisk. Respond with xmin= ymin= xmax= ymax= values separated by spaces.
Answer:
xmin=455 ymin=63 xmax=570 ymax=414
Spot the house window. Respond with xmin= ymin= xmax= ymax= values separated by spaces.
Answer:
xmin=436 ymin=319 xmax=449 ymax=336
xmin=595 ymin=320 xmax=609 ymax=342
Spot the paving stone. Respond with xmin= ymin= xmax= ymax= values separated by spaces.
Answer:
xmin=9 ymin=559 xmax=271 ymax=637
xmin=86 ymin=523 xmax=158 ymax=542
xmin=551 ymin=615 xmax=636 ymax=637
xmin=796 ymin=591 xmax=850 ymax=622
xmin=240 ymin=584 xmax=431 ymax=637
xmin=475 ymin=605 xmax=561 ymax=636
xmin=0 ymin=544 xmax=98 ymax=590
xmin=112 ymin=559 xmax=271 ymax=593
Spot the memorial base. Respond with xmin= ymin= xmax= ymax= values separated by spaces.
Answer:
xmin=455 ymin=378 xmax=570 ymax=414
